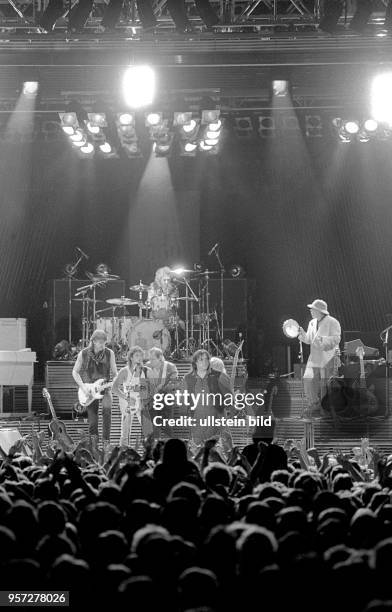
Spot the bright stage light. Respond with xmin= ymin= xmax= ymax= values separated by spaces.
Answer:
xmin=69 ymin=129 xmax=84 ymax=142
xmin=202 ymin=110 xmax=220 ymax=124
xmin=72 ymin=138 xmax=87 ymax=148
xmin=60 ymin=112 xmax=78 ymax=134
xmin=145 ymin=112 xmax=162 ymax=127
xmin=172 ymin=267 xmax=185 ymax=274
xmin=99 ymin=142 xmax=112 ymax=153
xmin=173 ymin=112 xmax=193 ymax=126
xmin=371 ymin=73 xmax=392 ymax=125
xmin=205 ymin=138 xmax=219 ymax=146
xmin=206 ymin=130 xmax=220 ymax=139
xmin=122 ymin=65 xmax=155 ymax=109
xmin=199 ymin=140 xmax=213 ymax=151
xmin=272 ymin=80 xmax=288 ymax=97
xmin=208 ymin=120 xmax=221 ymax=131
xmin=344 ymin=121 xmax=360 ymax=134
xmin=23 ymin=81 xmax=39 ymax=96
xmin=80 ymin=143 xmax=94 ymax=154
xmin=184 ymin=142 xmax=197 ymax=152
xmin=182 ymin=119 xmax=197 ymax=133
xmin=86 ymin=123 xmax=100 ymax=134
xmin=364 ymin=118 xmax=378 ymax=132
xmin=118 ymin=113 xmax=135 ymax=126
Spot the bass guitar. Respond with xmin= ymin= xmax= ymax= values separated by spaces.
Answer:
xmin=42 ymin=388 xmax=74 ymax=451
xmin=78 ymin=379 xmax=113 ymax=407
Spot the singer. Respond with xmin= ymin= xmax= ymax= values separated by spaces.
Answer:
xmin=112 ymin=346 xmax=153 ymax=448
xmin=298 ymin=299 xmax=341 ymax=418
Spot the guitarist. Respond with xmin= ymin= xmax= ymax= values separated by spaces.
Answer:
xmin=72 ymin=330 xmax=117 ymax=455
xmin=112 ymin=345 xmax=152 ymax=448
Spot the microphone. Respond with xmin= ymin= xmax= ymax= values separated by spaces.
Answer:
xmin=208 ymin=243 xmax=219 ymax=256
xmin=76 ymin=246 xmax=89 ymax=260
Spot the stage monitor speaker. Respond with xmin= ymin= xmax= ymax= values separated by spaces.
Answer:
xmin=51 ymin=279 xmax=125 ymax=343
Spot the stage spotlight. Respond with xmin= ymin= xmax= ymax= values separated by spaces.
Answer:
xmin=202 ymin=109 xmax=220 ymax=124
xmin=72 ymin=137 xmax=87 ymax=147
xmin=229 ymin=264 xmax=244 ymax=278
xmin=174 ymin=112 xmax=193 ymax=126
xmin=80 ymin=142 xmax=94 ymax=155
xmin=86 ymin=123 xmax=100 ymax=135
xmin=145 ymin=112 xmax=162 ymax=127
xmin=153 ymin=131 xmax=174 ymax=156
xmin=179 ymin=141 xmax=197 ymax=156
xmin=208 ymin=120 xmax=222 ymax=132
xmin=318 ymin=0 xmax=344 ymax=33
xmin=199 ymin=140 xmax=213 ymax=151
xmin=233 ymin=117 xmax=253 ymax=139
xmin=118 ymin=113 xmax=135 ymax=126
xmin=350 ymin=0 xmax=373 ymax=33
xmin=332 ymin=118 xmax=353 ymax=143
xmin=59 ymin=112 xmax=78 ymax=135
xmin=371 ymin=73 xmax=392 ymax=125
xmin=305 ymin=115 xmax=323 ymax=138
xmin=258 ymin=116 xmax=276 ymax=138
xmin=116 ymin=117 xmax=141 ymax=157
xmin=87 ymin=113 xmax=107 ymax=128
xmin=23 ymin=81 xmax=39 ymax=97
xmin=69 ymin=129 xmax=84 ymax=142
xmin=205 ymin=138 xmax=219 ymax=146
xmin=272 ymin=80 xmax=288 ymax=97
xmin=183 ymin=119 xmax=197 ymax=133
xmin=122 ymin=65 xmax=155 ymax=109
xmin=364 ymin=118 xmax=378 ymax=132
xmin=99 ymin=142 xmax=112 ymax=153
xmin=344 ymin=121 xmax=360 ymax=134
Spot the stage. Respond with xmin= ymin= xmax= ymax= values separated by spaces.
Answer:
xmin=1 ymin=360 xmax=392 ymax=455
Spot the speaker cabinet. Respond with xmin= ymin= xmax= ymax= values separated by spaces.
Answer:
xmin=51 ymin=279 xmax=125 ymax=343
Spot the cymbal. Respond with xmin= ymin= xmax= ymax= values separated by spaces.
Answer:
xmin=175 ymin=296 xmax=198 ymax=301
xmin=73 ymin=298 xmax=104 ymax=303
xmin=106 ymin=298 xmax=139 ymax=306
xmin=196 ymin=270 xmax=219 ymax=275
xmin=130 ymin=283 xmax=149 ymax=292
xmin=86 ymin=272 xmax=120 ymax=282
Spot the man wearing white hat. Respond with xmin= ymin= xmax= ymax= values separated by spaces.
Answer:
xmin=298 ymin=299 xmax=341 ymax=417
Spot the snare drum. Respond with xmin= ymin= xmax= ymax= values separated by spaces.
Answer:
xmin=127 ymin=319 xmax=171 ymax=359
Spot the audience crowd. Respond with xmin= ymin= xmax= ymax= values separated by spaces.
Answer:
xmin=2 ymin=430 xmax=392 ymax=611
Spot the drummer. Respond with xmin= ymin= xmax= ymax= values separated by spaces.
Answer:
xmin=147 ymin=266 xmax=178 ymax=321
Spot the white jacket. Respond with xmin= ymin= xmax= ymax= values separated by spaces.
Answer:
xmin=302 ymin=315 xmax=341 ymax=368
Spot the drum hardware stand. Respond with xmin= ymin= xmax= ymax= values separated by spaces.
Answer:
xmin=178 ymin=273 xmax=199 ymax=357
xmin=210 ymin=244 xmax=225 ymax=341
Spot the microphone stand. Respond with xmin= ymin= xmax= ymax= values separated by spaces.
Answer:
xmin=213 ymin=246 xmax=225 ymax=343
xmin=381 ymin=325 xmax=392 ymax=417
xmin=64 ymin=253 xmax=84 ymax=344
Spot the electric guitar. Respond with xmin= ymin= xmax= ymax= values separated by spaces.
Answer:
xmin=42 ymin=388 xmax=74 ymax=451
xmin=78 ymin=379 xmax=113 ymax=407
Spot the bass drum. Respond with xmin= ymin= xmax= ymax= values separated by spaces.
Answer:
xmin=127 ymin=319 xmax=171 ymax=359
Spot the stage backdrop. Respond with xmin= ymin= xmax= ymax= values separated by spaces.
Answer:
xmin=1 ymin=133 xmax=392 ymax=360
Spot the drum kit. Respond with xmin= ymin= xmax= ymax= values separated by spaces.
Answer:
xmin=63 ymin=244 xmax=234 ymax=360
xmin=70 ymin=268 xmax=230 ymax=360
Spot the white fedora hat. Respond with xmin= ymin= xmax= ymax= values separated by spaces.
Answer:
xmin=307 ymin=299 xmax=329 ymax=315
